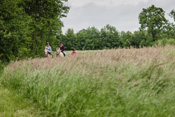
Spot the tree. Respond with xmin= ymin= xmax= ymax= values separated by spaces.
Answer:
xmin=0 ymin=0 xmax=32 ymax=62
xmin=100 ymin=24 xmax=121 ymax=49
xmin=120 ymin=31 xmax=132 ymax=48
xmin=0 ymin=0 xmax=69 ymax=62
xmin=83 ymin=27 xmax=100 ymax=50
xmin=62 ymin=29 xmax=77 ymax=50
xmin=76 ymin=27 xmax=101 ymax=50
xmin=132 ymin=31 xmax=147 ymax=47
xmin=170 ymin=10 xmax=175 ymax=21
xmin=162 ymin=10 xmax=175 ymax=39
xmin=20 ymin=0 xmax=69 ymax=56
xmin=139 ymin=5 xmax=167 ymax=41
xmin=161 ymin=22 xmax=175 ymax=39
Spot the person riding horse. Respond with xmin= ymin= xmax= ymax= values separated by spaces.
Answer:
xmin=56 ymin=47 xmax=64 ymax=57
xmin=44 ymin=42 xmax=52 ymax=58
xmin=60 ymin=42 xmax=66 ymax=57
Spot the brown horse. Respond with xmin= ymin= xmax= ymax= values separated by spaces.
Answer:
xmin=56 ymin=47 xmax=64 ymax=57
xmin=44 ymin=49 xmax=52 ymax=58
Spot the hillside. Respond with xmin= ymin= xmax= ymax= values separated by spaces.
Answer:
xmin=1 ymin=46 xmax=175 ymax=116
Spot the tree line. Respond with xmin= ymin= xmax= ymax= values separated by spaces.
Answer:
xmin=61 ymin=5 xmax=175 ymax=50
xmin=0 ymin=3 xmax=175 ymax=63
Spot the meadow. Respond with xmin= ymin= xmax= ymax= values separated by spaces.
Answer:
xmin=1 ymin=46 xmax=175 ymax=116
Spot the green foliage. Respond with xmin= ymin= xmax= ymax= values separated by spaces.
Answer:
xmin=101 ymin=25 xmax=121 ymax=49
xmin=0 ymin=0 xmax=30 ymax=61
xmin=139 ymin=5 xmax=167 ymax=41
xmin=154 ymin=38 xmax=175 ymax=46
xmin=62 ymin=29 xmax=77 ymax=50
xmin=61 ymin=25 xmax=122 ymax=50
xmin=75 ymin=27 xmax=101 ymax=50
xmin=62 ymin=25 xmax=171 ymax=50
xmin=161 ymin=23 xmax=175 ymax=39
xmin=0 ymin=0 xmax=69 ymax=62
xmin=170 ymin=9 xmax=175 ymax=21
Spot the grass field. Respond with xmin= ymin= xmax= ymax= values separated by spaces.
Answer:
xmin=0 ymin=85 xmax=42 ymax=116
xmin=1 ymin=46 xmax=175 ymax=116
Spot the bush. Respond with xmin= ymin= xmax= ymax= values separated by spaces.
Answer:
xmin=154 ymin=38 xmax=175 ymax=46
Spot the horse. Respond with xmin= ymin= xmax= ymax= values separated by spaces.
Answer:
xmin=44 ymin=49 xmax=52 ymax=58
xmin=56 ymin=47 xmax=64 ymax=57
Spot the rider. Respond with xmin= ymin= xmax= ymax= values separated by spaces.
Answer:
xmin=60 ymin=42 xmax=66 ymax=56
xmin=45 ymin=42 xmax=52 ymax=55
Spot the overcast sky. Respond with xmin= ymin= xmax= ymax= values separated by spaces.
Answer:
xmin=62 ymin=0 xmax=175 ymax=33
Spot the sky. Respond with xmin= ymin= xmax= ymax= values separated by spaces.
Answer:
xmin=62 ymin=0 xmax=175 ymax=33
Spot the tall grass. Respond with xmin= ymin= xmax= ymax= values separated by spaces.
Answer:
xmin=0 ymin=86 xmax=42 ymax=117
xmin=1 ymin=46 xmax=175 ymax=116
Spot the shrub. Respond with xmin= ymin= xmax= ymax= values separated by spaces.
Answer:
xmin=154 ymin=38 xmax=175 ymax=46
